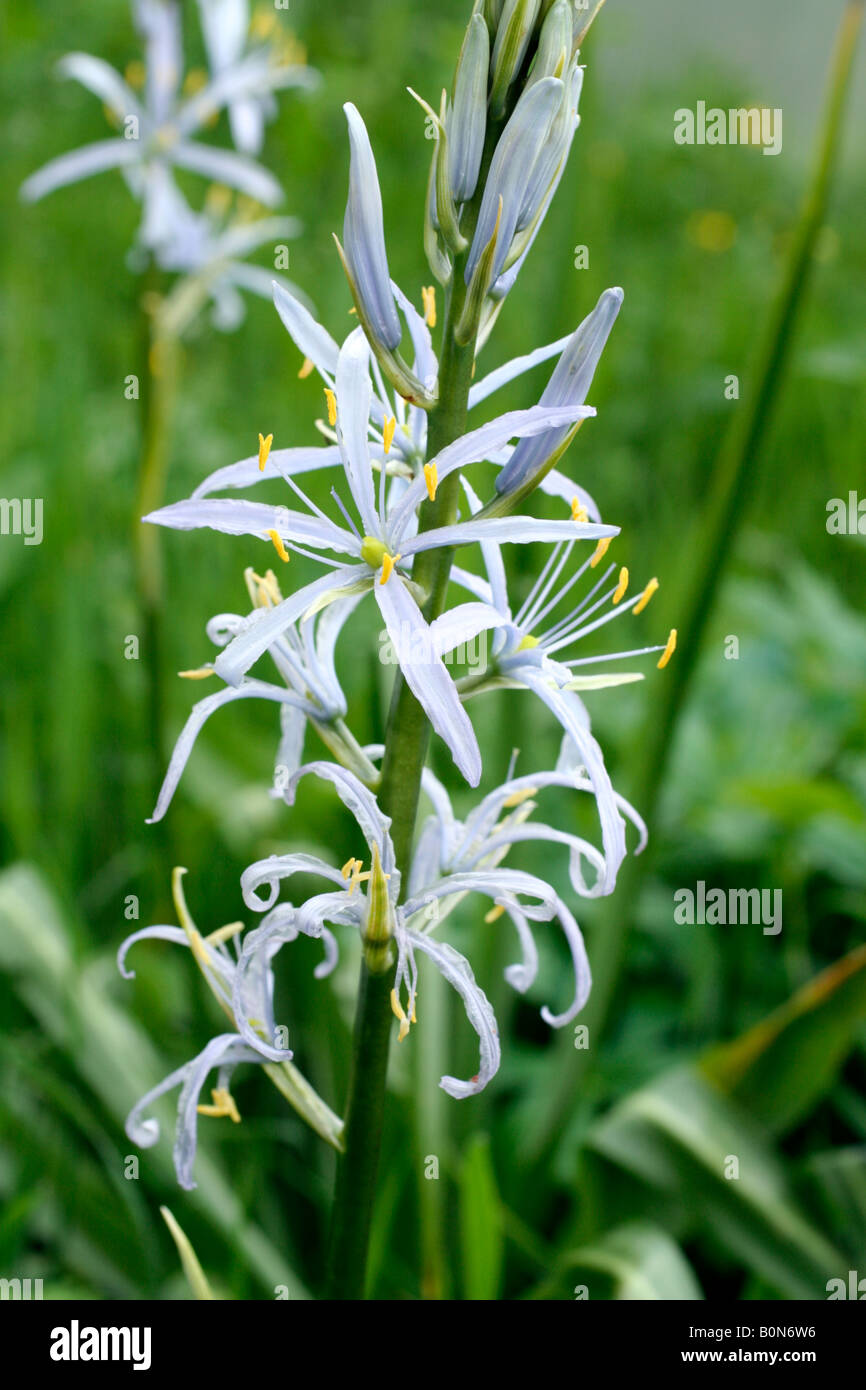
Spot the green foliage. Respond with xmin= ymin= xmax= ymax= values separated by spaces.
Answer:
xmin=1 ymin=0 xmax=864 ymax=1300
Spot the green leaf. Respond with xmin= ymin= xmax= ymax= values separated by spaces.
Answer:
xmin=0 ymin=863 xmax=310 ymax=1299
xmin=161 ymin=1206 xmax=216 ymax=1300
xmin=588 ymin=1067 xmax=845 ymax=1299
xmin=560 ymin=1222 xmax=704 ymax=1301
xmin=458 ymin=1135 xmax=504 ymax=1300
xmin=701 ymin=944 xmax=866 ymax=1131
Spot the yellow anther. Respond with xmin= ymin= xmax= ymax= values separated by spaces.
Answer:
xmin=205 ymin=183 xmax=233 ymax=217
xmin=125 ymin=60 xmax=146 ymax=89
xmin=390 ymin=989 xmax=412 ymax=1043
xmin=266 ymin=529 xmax=290 ymax=563
xmin=197 ymin=1087 xmax=241 ymax=1123
xmin=571 ymin=497 xmax=589 ymax=524
xmin=324 ymin=388 xmax=337 ymax=427
xmin=298 ymin=356 xmax=315 ymax=379
xmin=613 ymin=567 xmax=629 ymax=604
xmin=251 ymin=5 xmax=279 ymax=39
xmin=178 ymin=667 xmax=216 ymax=680
xmin=633 ymin=577 xmax=659 ymax=615
xmin=516 ymin=634 xmax=539 ymax=652
xmin=423 ymin=462 xmax=439 ymax=501
xmin=484 ymin=903 xmax=506 ymax=923
xmin=383 ymin=416 xmax=397 ymax=454
xmin=341 ymin=857 xmax=372 ymax=894
xmin=258 ymin=431 xmax=273 ymax=471
xmin=421 ymin=285 xmax=437 ymax=328
xmin=379 ymin=551 xmax=401 ymax=585
xmin=205 ymin=922 xmax=244 ymax=946
xmin=183 ymin=67 xmax=208 ymax=96
xmin=501 ymin=786 xmax=538 ymax=809
xmin=657 ymin=628 xmax=677 ymax=669
xmin=590 ymin=536 xmax=612 ymax=569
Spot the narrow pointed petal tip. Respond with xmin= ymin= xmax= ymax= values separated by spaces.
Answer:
xmin=342 ymin=102 xmax=402 ymax=353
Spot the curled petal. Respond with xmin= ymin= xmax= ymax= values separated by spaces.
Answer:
xmin=148 ymin=679 xmax=313 ymax=824
xmin=241 ymin=852 xmax=346 ymax=913
xmin=117 ymin=926 xmax=189 ymax=980
xmin=409 ymin=932 xmax=500 ymax=1099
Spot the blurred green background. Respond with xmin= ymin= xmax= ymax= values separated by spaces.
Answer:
xmin=1 ymin=0 xmax=865 ymax=1300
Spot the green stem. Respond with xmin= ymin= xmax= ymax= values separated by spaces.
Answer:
xmin=527 ymin=0 xmax=864 ymax=1168
xmin=323 ymin=105 xmax=509 ymax=1295
xmin=324 ymin=961 xmax=395 ymax=1298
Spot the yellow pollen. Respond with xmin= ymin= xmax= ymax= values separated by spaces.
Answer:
xmin=205 ymin=921 xmax=244 ymax=946
xmin=267 ymin=529 xmax=290 ymax=563
xmin=633 ymin=577 xmax=659 ymax=615
xmin=590 ymin=536 xmax=612 ymax=569
xmin=421 ymin=285 xmax=437 ymax=328
xmin=341 ymin=856 xmax=373 ymax=894
xmin=613 ymin=567 xmax=629 ymax=604
xmin=124 ymin=60 xmax=146 ymax=89
xmin=423 ymin=462 xmax=439 ymax=501
xmin=298 ymin=356 xmax=315 ymax=379
xmin=571 ymin=497 xmax=589 ymax=524
xmin=657 ymin=628 xmax=677 ymax=669
xmin=379 ymin=551 xmax=401 ymax=585
xmin=197 ymin=1087 xmax=241 ymax=1123
xmin=485 ymin=903 xmax=506 ymax=923
xmin=178 ymin=666 xmax=215 ymax=680
xmin=390 ymin=988 xmax=413 ymax=1042
xmin=324 ymin=388 xmax=337 ymax=427
xmin=383 ymin=416 xmax=397 ymax=454
xmin=258 ymin=431 xmax=273 ymax=471
xmin=501 ymin=786 xmax=538 ymax=809
xmin=517 ymin=634 xmax=539 ymax=652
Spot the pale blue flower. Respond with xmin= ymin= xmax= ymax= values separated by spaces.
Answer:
xmin=192 ymin=282 xmax=605 ymax=523
xmin=20 ymin=0 xmax=317 ymax=254
xmin=495 ymin=286 xmax=623 ymax=498
xmin=427 ymin=498 xmax=672 ymax=891
xmin=147 ymin=570 xmax=376 ymax=824
xmin=145 ymin=325 xmax=612 ymax=785
xmin=235 ymin=760 xmax=596 ymax=1096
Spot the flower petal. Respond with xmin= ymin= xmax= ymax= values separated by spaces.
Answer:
xmin=117 ymin=926 xmax=189 ymax=979
xmin=285 ymin=760 xmax=398 ymax=881
xmin=272 ymin=282 xmax=340 ymax=379
xmin=402 ymin=514 xmax=616 ymax=557
xmin=517 ymin=670 xmax=626 ymax=893
xmin=192 ymin=445 xmax=342 ymax=498
xmin=148 ymin=679 xmax=312 ymax=824
xmin=20 ymin=139 xmax=140 ymax=202
xmin=374 ymin=577 xmax=482 ymax=787
xmin=171 ymin=140 xmax=283 ymax=206
xmin=57 ymin=52 xmax=143 ymax=123
xmin=213 ymin=566 xmax=367 ymax=686
xmin=408 ymin=932 xmax=500 ymax=1098
xmin=335 ymin=328 xmax=379 ymax=534
xmin=388 ymin=402 xmax=597 ymax=538
xmin=343 ymin=103 xmax=401 ymax=352
xmin=145 ymin=496 xmax=356 ymax=556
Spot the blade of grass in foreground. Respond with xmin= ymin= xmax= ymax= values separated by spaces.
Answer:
xmin=528 ymin=0 xmax=865 ymax=1168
